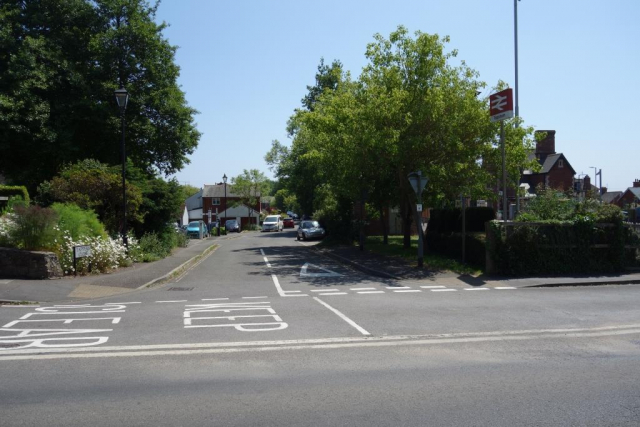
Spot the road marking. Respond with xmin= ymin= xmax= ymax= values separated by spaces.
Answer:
xmin=0 ymin=280 xmax=13 ymax=285
xmin=202 ymin=298 xmax=229 ymax=301
xmin=313 ymin=297 xmax=370 ymax=336
xmin=242 ymin=296 xmax=268 ymax=299
xmin=350 ymin=287 xmax=375 ymax=291
xmin=386 ymin=286 xmax=410 ymax=289
xmin=464 ymin=288 xmax=489 ymax=291
xmin=393 ymin=290 xmax=422 ymax=293
xmin=1 ymin=305 xmax=40 ymax=308
xmin=420 ymin=285 xmax=446 ymax=289
xmin=184 ymin=302 xmax=287 ymax=331
xmin=260 ymin=249 xmax=266 ymax=256
xmin=311 ymin=289 xmax=339 ymax=292
xmin=494 ymin=287 xmax=517 ymax=290
xmin=156 ymin=300 xmax=188 ymax=303
xmin=260 ymin=249 xmax=272 ymax=267
xmin=8 ymin=324 xmax=640 ymax=360
xmin=431 ymin=289 xmax=457 ymax=292
xmin=357 ymin=291 xmax=384 ymax=294
xmin=272 ymin=274 xmax=307 ymax=297
xmin=282 ymin=290 xmax=301 ymax=294
xmin=300 ymin=263 xmax=342 ymax=278
xmin=109 ymin=302 xmax=141 ymax=304
xmin=317 ymin=292 xmax=348 ymax=296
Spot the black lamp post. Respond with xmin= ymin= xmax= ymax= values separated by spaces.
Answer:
xmin=115 ymin=87 xmax=129 ymax=247
xmin=223 ymin=173 xmax=227 ymax=230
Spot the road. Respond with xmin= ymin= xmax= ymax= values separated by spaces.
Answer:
xmin=1 ymin=230 xmax=640 ymax=426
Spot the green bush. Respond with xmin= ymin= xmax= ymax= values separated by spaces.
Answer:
xmin=11 ymin=204 xmax=58 ymax=250
xmin=0 ymin=185 xmax=30 ymax=203
xmin=138 ymin=232 xmax=170 ymax=262
xmin=176 ymin=230 xmax=189 ymax=247
xmin=51 ymin=203 xmax=106 ymax=240
xmin=426 ymin=232 xmax=486 ymax=268
xmin=428 ymin=207 xmax=495 ymax=233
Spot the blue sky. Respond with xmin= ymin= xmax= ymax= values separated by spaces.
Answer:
xmin=156 ymin=0 xmax=639 ymax=192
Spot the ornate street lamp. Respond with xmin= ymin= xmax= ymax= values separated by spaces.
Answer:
xmin=115 ymin=87 xmax=129 ymax=247
xmin=223 ymin=174 xmax=227 ymax=231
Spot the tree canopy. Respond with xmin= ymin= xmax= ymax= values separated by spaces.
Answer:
xmin=0 ymin=0 xmax=201 ymax=192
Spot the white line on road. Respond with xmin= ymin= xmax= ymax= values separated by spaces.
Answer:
xmin=431 ymin=289 xmax=457 ymax=292
xmin=357 ymin=291 xmax=384 ymax=294
xmin=242 ymin=296 xmax=268 ymax=299
xmin=464 ymin=288 xmax=489 ymax=291
xmin=202 ymin=298 xmax=229 ymax=301
xmin=316 ymin=292 xmax=348 ymax=296
xmin=393 ymin=290 xmax=422 ymax=293
xmin=282 ymin=290 xmax=301 ymax=293
xmin=350 ymin=287 xmax=376 ymax=291
xmin=313 ymin=297 xmax=370 ymax=336
xmin=311 ymin=289 xmax=339 ymax=292
xmin=260 ymin=249 xmax=266 ymax=256
xmin=272 ymin=274 xmax=308 ymax=297
xmin=0 ymin=280 xmax=14 ymax=285
xmin=420 ymin=285 xmax=446 ymax=289
xmin=386 ymin=286 xmax=410 ymax=290
xmin=5 ymin=324 xmax=640 ymax=360
xmin=156 ymin=300 xmax=188 ymax=303
xmin=494 ymin=287 xmax=517 ymax=290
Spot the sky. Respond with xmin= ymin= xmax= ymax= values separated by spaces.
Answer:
xmin=155 ymin=0 xmax=639 ymax=193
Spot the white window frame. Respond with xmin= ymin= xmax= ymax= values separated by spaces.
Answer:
xmin=212 ymin=198 xmax=221 ymax=206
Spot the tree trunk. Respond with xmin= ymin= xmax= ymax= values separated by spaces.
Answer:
xmin=402 ymin=200 xmax=412 ymax=249
xmin=380 ymin=206 xmax=388 ymax=245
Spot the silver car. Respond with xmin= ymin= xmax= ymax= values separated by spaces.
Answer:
xmin=297 ymin=220 xmax=325 ymax=241
xmin=262 ymin=215 xmax=283 ymax=232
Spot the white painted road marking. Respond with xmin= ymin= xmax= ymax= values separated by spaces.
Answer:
xmin=357 ymin=291 xmax=385 ymax=294
xmin=156 ymin=300 xmax=188 ymax=303
xmin=393 ymin=290 xmax=422 ymax=293
xmin=313 ymin=297 xmax=370 ymax=336
xmin=242 ymin=296 xmax=268 ymax=299
xmin=420 ymin=285 xmax=446 ymax=289
xmin=317 ymin=292 xmax=348 ymax=296
xmin=494 ymin=287 xmax=517 ymax=290
xmin=184 ymin=302 xmax=287 ymax=331
xmin=0 ymin=280 xmax=13 ymax=285
xmin=386 ymin=286 xmax=410 ymax=289
xmin=431 ymin=289 xmax=457 ymax=292
xmin=5 ymin=324 xmax=639 ymax=360
xmin=351 ymin=287 xmax=376 ymax=291
xmin=272 ymin=274 xmax=308 ymax=297
xmin=260 ymin=249 xmax=272 ymax=267
xmin=300 ymin=263 xmax=342 ymax=278
xmin=202 ymin=298 xmax=229 ymax=301
xmin=465 ymin=288 xmax=489 ymax=291
xmin=311 ymin=289 xmax=339 ymax=292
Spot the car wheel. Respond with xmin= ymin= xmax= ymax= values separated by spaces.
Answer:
xmin=297 ymin=234 xmax=300 ymax=241
xmin=302 ymin=234 xmax=306 ymax=241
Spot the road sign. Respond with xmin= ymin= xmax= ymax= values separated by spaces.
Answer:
xmin=416 ymin=204 xmax=423 ymax=212
xmin=73 ymin=245 xmax=91 ymax=258
xmin=407 ymin=172 xmax=428 ymax=196
xmin=489 ymin=88 xmax=514 ymax=122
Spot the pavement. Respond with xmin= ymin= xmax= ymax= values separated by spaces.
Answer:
xmin=1 ymin=232 xmax=639 ymax=304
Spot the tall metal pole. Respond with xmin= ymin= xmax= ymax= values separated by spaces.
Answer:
xmin=514 ymin=0 xmax=520 ymax=121
xmin=416 ymin=172 xmax=424 ymax=267
xmin=501 ymin=121 xmax=507 ymax=222
xmin=120 ymin=109 xmax=128 ymax=247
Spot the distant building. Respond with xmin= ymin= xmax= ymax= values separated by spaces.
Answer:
xmin=521 ymin=130 xmax=576 ymax=194
xmin=201 ymin=183 xmax=261 ymax=228
xmin=617 ymin=179 xmax=640 ymax=209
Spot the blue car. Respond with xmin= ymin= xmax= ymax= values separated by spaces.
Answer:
xmin=186 ymin=220 xmax=208 ymax=239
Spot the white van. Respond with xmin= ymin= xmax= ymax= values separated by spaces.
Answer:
xmin=261 ymin=215 xmax=283 ymax=232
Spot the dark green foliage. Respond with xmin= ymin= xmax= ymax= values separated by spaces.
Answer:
xmin=425 ymin=232 xmax=486 ymax=268
xmin=428 ymin=207 xmax=495 ymax=233
xmin=0 ymin=185 xmax=30 ymax=202
xmin=11 ymin=204 xmax=58 ymax=250
xmin=488 ymin=219 xmax=637 ymax=275
xmin=135 ymin=227 xmax=183 ymax=262
xmin=0 ymin=0 xmax=200 ymax=192
xmin=51 ymin=203 xmax=106 ymax=240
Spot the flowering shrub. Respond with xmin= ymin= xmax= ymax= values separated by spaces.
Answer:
xmin=0 ymin=214 xmax=17 ymax=246
xmin=54 ymin=229 xmax=141 ymax=275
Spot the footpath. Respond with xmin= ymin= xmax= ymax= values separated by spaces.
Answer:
xmin=0 ymin=236 xmax=221 ymax=303
xmin=315 ymin=244 xmax=640 ymax=289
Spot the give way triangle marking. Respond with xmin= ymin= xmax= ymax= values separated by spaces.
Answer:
xmin=300 ymin=263 xmax=342 ymax=278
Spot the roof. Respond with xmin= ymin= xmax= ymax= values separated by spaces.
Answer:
xmin=203 ymin=184 xmax=260 ymax=198
xmin=601 ymin=191 xmax=623 ymax=204
xmin=622 ymin=187 xmax=640 ymax=200
xmin=185 ymin=189 xmax=203 ymax=210
xmin=538 ymin=153 xmax=575 ymax=175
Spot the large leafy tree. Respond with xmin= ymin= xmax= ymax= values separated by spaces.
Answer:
xmin=0 ymin=0 xmax=200 ymax=192
xmin=230 ymin=169 xmax=269 ymax=225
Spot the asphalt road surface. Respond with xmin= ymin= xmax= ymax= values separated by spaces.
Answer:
xmin=1 ymin=230 xmax=640 ymax=426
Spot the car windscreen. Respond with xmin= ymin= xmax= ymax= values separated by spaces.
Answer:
xmin=302 ymin=221 xmax=320 ymax=229
xmin=226 ymin=221 xmax=237 ymax=225
xmin=264 ymin=216 xmax=279 ymax=223
xmin=188 ymin=222 xmax=199 ymax=227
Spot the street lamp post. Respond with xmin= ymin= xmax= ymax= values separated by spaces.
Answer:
xmin=114 ymin=87 xmax=129 ymax=247
xmin=223 ymin=173 xmax=227 ymax=231
xmin=590 ymin=166 xmax=602 ymax=199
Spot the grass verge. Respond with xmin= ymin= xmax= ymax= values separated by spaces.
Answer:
xmin=363 ymin=235 xmax=482 ymax=276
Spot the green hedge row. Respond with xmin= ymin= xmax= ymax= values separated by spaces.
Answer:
xmin=428 ymin=207 xmax=495 ymax=233
xmin=0 ymin=185 xmax=30 ymax=202
xmin=486 ymin=220 xmax=639 ymax=275
xmin=425 ymin=232 xmax=486 ymax=268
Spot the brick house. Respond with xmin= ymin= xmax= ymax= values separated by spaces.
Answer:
xmin=521 ymin=130 xmax=576 ymax=194
xmin=616 ymin=180 xmax=640 ymax=209
xmin=201 ymin=183 xmax=261 ymax=229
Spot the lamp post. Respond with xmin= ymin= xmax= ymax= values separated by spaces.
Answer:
xmin=114 ymin=87 xmax=129 ymax=247
xmin=590 ymin=166 xmax=602 ymax=199
xmin=223 ymin=173 xmax=227 ymax=230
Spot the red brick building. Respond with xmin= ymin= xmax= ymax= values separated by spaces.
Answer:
xmin=521 ymin=130 xmax=577 ymax=194
xmin=201 ymin=183 xmax=261 ymax=228
xmin=616 ymin=180 xmax=640 ymax=209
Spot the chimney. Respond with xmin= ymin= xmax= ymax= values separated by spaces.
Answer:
xmin=583 ymin=175 xmax=591 ymax=191
xmin=633 ymin=179 xmax=640 ymax=188
xmin=534 ymin=130 xmax=556 ymax=164
xmin=601 ymin=186 xmax=607 ymax=194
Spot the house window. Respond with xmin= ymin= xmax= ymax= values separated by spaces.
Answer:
xmin=212 ymin=198 xmax=220 ymax=205
xmin=558 ymin=159 xmax=564 ymax=168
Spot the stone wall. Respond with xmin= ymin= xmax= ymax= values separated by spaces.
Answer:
xmin=0 ymin=247 xmax=63 ymax=279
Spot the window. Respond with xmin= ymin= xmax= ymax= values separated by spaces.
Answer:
xmin=558 ymin=159 xmax=564 ymax=168
xmin=212 ymin=198 xmax=220 ymax=205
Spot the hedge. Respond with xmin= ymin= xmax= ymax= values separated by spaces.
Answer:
xmin=425 ymin=231 xmax=486 ymax=268
xmin=0 ymin=185 xmax=30 ymax=202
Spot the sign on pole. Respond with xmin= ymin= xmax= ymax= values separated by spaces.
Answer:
xmin=489 ymin=88 xmax=514 ymax=122
xmin=407 ymin=172 xmax=428 ymax=196
xmin=416 ymin=204 xmax=423 ymax=212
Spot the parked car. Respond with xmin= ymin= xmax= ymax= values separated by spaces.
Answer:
xmin=186 ymin=220 xmax=208 ymax=239
xmin=283 ymin=217 xmax=294 ymax=228
xmin=297 ymin=220 xmax=325 ymax=241
xmin=262 ymin=215 xmax=283 ymax=232
xmin=225 ymin=219 xmax=241 ymax=233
